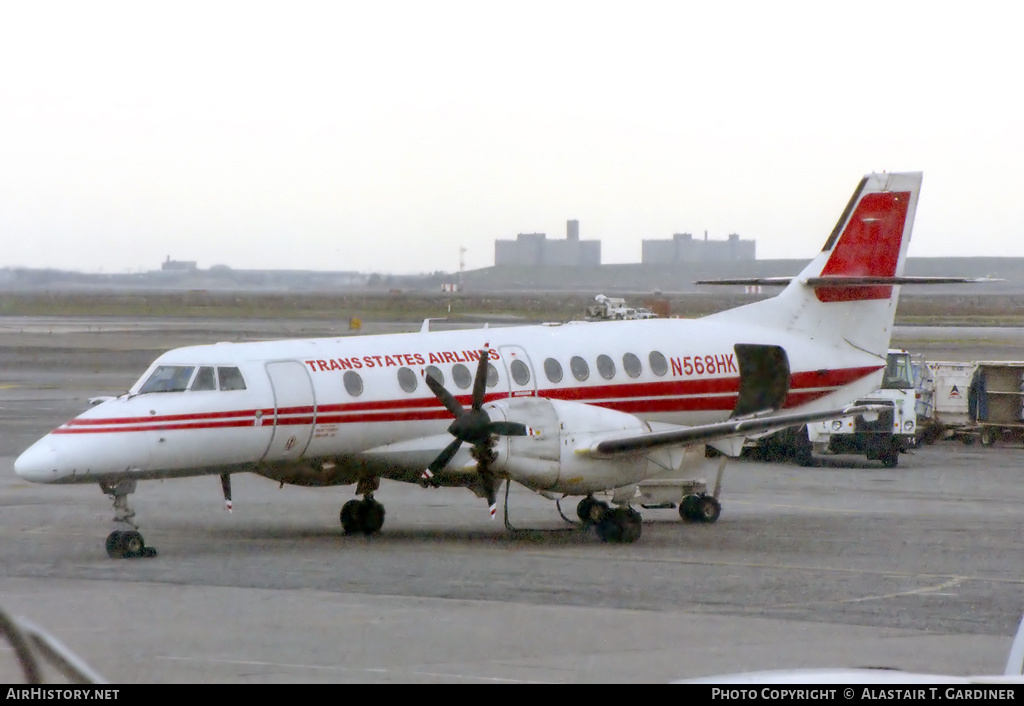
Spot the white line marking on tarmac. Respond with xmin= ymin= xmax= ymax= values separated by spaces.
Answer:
xmin=155 ymin=655 xmax=551 ymax=683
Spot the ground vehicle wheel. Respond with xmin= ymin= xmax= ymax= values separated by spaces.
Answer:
xmin=980 ymin=429 xmax=995 ymax=446
xmin=791 ymin=425 xmax=814 ymax=466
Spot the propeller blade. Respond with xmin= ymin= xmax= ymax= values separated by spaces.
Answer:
xmin=481 ymin=469 xmax=498 ymax=520
xmin=220 ymin=473 xmax=232 ymax=512
xmin=488 ymin=421 xmax=530 ymax=437
xmin=422 ymin=437 xmax=463 ymax=481
xmin=425 ymin=373 xmax=465 ymax=418
xmin=471 ymin=440 xmax=499 ymax=519
xmin=471 ymin=349 xmax=490 ymax=412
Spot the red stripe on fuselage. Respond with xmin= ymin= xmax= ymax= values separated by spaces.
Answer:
xmin=50 ymin=365 xmax=881 ymax=435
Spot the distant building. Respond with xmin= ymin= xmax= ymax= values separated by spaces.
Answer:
xmin=494 ymin=220 xmax=601 ymax=267
xmin=160 ymin=256 xmax=198 ymax=272
xmin=641 ymin=232 xmax=755 ymax=264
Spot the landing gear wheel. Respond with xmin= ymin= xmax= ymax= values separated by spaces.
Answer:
xmin=357 ymin=499 xmax=385 ymax=535
xmin=697 ymin=495 xmax=721 ymax=523
xmin=105 ymin=531 xmax=124 ymax=558
xmin=595 ymin=515 xmax=622 ymax=543
xmin=340 ymin=499 xmax=362 ymax=535
xmin=576 ymin=496 xmax=606 ymax=525
xmin=121 ymin=530 xmax=145 ymax=556
xmin=340 ymin=498 xmax=386 ymax=535
xmin=679 ymin=494 xmax=701 ymax=522
xmin=617 ymin=507 xmax=642 ymax=543
xmin=595 ymin=506 xmax=642 ymax=543
xmin=105 ymin=529 xmax=155 ymax=558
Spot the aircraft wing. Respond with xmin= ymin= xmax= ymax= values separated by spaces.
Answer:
xmin=587 ymin=403 xmax=885 ymax=457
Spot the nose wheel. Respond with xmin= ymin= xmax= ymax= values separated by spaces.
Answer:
xmin=105 ymin=529 xmax=157 ymax=558
xmin=100 ymin=479 xmax=158 ymax=559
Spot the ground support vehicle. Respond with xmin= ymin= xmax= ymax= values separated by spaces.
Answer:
xmin=913 ymin=359 xmax=978 ymax=445
xmin=968 ymin=361 xmax=1024 ymax=446
xmin=807 ymin=349 xmax=917 ymax=467
xmin=585 ymin=294 xmax=657 ymax=321
xmin=744 ymin=350 xmax=917 ymax=467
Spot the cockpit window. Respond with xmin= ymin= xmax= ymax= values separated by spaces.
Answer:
xmin=218 ymin=367 xmax=247 ymax=391
xmin=191 ymin=366 xmax=217 ymax=391
xmin=139 ymin=366 xmax=195 ymax=394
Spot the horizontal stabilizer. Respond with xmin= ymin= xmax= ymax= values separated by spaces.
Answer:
xmin=697 ymin=276 xmax=1000 ymax=287
xmin=589 ymin=403 xmax=886 ymax=457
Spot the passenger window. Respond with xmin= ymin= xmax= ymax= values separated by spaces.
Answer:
xmin=425 ymin=366 xmax=444 ymax=387
xmin=452 ymin=363 xmax=472 ymax=389
xmin=570 ymin=356 xmax=589 ymax=381
xmin=218 ymin=367 xmax=247 ymax=391
xmin=485 ymin=363 xmax=499 ymax=388
xmin=139 ymin=365 xmax=195 ymax=394
xmin=623 ymin=352 xmax=642 ymax=378
xmin=510 ymin=360 xmax=530 ymax=385
xmin=191 ymin=366 xmax=217 ymax=391
xmin=649 ymin=351 xmax=668 ymax=377
xmin=343 ymin=370 xmax=363 ymax=397
xmin=398 ymin=367 xmax=418 ymax=393
xmin=544 ymin=358 xmax=563 ymax=383
xmin=596 ymin=354 xmax=615 ymax=380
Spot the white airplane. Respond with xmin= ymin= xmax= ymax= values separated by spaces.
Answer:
xmin=17 ymin=172 xmax=941 ymax=558
xmin=677 ymin=613 xmax=1024 ymax=684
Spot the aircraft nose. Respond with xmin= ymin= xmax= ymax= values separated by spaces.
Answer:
xmin=14 ymin=437 xmax=61 ymax=483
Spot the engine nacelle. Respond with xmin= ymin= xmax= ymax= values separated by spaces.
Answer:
xmin=485 ymin=397 xmax=651 ymax=495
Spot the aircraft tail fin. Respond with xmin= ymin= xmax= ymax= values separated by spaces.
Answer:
xmin=1005 ymin=613 xmax=1024 ymax=676
xmin=706 ymin=172 xmax=922 ymax=358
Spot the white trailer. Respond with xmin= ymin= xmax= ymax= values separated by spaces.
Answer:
xmin=969 ymin=361 xmax=1024 ymax=446
xmin=914 ymin=360 xmax=978 ymax=445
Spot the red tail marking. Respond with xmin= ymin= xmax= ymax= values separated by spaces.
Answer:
xmin=816 ymin=191 xmax=911 ymax=302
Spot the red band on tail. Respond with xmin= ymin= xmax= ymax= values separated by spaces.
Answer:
xmin=816 ymin=191 xmax=911 ymax=302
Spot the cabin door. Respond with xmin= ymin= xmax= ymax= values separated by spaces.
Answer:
xmin=262 ymin=361 xmax=317 ymax=461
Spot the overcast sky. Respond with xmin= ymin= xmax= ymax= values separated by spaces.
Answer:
xmin=1 ymin=1 xmax=1021 ymax=275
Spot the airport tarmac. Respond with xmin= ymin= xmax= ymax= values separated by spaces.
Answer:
xmin=1 ymin=316 xmax=1023 ymax=683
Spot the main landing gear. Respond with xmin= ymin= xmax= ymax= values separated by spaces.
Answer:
xmin=340 ymin=495 xmax=386 ymax=535
xmin=679 ymin=493 xmax=721 ymax=523
xmin=100 ymin=480 xmax=157 ymax=559
xmin=339 ymin=478 xmax=386 ymax=536
xmin=576 ymin=496 xmax=643 ymax=543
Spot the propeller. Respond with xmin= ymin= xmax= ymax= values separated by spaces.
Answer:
xmin=422 ymin=349 xmax=530 ymax=518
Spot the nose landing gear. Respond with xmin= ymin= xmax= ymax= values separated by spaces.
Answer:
xmin=101 ymin=480 xmax=157 ymax=558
